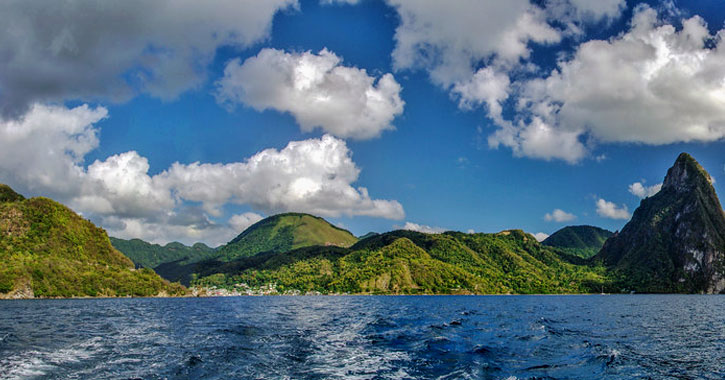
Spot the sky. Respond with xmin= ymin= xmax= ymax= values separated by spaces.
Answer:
xmin=2 ymin=0 xmax=725 ymax=246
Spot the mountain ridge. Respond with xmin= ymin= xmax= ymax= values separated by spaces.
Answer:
xmin=191 ymin=228 xmax=606 ymax=294
xmin=110 ymin=237 xmax=217 ymax=269
xmin=542 ymin=225 xmax=614 ymax=259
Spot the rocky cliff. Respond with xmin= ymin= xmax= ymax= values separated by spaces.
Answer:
xmin=596 ymin=153 xmax=725 ymax=293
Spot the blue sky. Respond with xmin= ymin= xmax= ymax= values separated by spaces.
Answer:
xmin=1 ymin=0 xmax=725 ymax=245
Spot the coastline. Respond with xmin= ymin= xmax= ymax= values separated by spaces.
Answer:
xmin=0 ymin=291 xmax=646 ymax=300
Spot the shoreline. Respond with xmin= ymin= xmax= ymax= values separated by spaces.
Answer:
xmin=1 ymin=292 xmax=715 ymax=300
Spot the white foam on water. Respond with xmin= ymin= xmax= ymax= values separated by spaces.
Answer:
xmin=0 ymin=337 xmax=103 ymax=380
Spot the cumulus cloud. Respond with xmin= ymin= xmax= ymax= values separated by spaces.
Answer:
xmin=628 ymin=182 xmax=662 ymax=199
xmin=157 ymin=134 xmax=405 ymax=219
xmin=595 ymin=198 xmax=630 ymax=220
xmin=384 ymin=1 xmax=636 ymax=163
xmin=388 ymin=0 xmax=561 ymax=86
xmin=491 ymin=5 xmax=725 ymax=162
xmin=0 ymin=105 xmax=404 ymax=245
xmin=0 ymin=0 xmax=297 ymax=117
xmin=544 ymin=209 xmax=576 ymax=222
xmin=399 ymin=222 xmax=446 ymax=234
xmin=533 ymin=232 xmax=550 ymax=242
xmin=216 ymin=48 xmax=404 ymax=140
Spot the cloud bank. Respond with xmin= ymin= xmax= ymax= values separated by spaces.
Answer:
xmin=496 ymin=5 xmax=725 ymax=162
xmin=0 ymin=0 xmax=297 ymax=117
xmin=386 ymin=1 xmax=725 ymax=163
xmin=0 ymin=105 xmax=404 ymax=245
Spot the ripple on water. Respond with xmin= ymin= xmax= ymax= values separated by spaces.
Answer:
xmin=0 ymin=295 xmax=724 ymax=379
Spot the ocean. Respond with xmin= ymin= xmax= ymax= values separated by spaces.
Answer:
xmin=0 ymin=295 xmax=723 ymax=379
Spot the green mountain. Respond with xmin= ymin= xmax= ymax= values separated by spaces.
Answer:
xmin=110 ymin=237 xmax=217 ymax=269
xmin=0 ymin=185 xmax=186 ymax=298
xmin=596 ymin=153 xmax=725 ymax=294
xmin=542 ymin=225 xmax=614 ymax=258
xmin=192 ymin=229 xmax=606 ymax=294
xmin=215 ymin=213 xmax=358 ymax=261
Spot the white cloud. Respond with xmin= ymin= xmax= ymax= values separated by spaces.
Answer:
xmin=452 ymin=67 xmax=511 ymax=124
xmin=216 ymin=48 xmax=404 ymax=140
xmin=385 ymin=1 xmax=633 ymax=163
xmin=0 ymin=104 xmax=404 ymax=245
xmin=399 ymin=222 xmax=445 ymax=234
xmin=0 ymin=104 xmax=106 ymax=197
xmin=491 ymin=5 xmax=725 ymax=162
xmin=628 ymin=182 xmax=662 ymax=199
xmin=595 ymin=198 xmax=630 ymax=220
xmin=489 ymin=117 xmax=588 ymax=163
xmin=229 ymin=212 xmax=264 ymax=234
xmin=533 ymin=232 xmax=550 ymax=242
xmin=0 ymin=0 xmax=297 ymax=117
xmin=544 ymin=208 xmax=576 ymax=222
xmin=388 ymin=0 xmax=561 ymax=86
xmin=157 ymin=134 xmax=405 ymax=219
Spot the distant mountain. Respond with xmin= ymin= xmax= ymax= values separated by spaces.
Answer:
xmin=0 ymin=184 xmax=185 ymax=298
xmin=358 ymin=232 xmax=379 ymax=240
xmin=215 ymin=213 xmax=358 ymax=261
xmin=192 ymin=229 xmax=606 ymax=294
xmin=542 ymin=225 xmax=614 ymax=258
xmin=596 ymin=153 xmax=725 ymax=294
xmin=110 ymin=237 xmax=217 ymax=269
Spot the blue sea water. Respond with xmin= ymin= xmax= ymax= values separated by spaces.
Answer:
xmin=0 ymin=295 xmax=723 ymax=380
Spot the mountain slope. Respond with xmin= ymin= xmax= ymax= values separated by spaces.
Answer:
xmin=193 ymin=229 xmax=607 ymax=294
xmin=596 ymin=153 xmax=725 ymax=293
xmin=215 ymin=213 xmax=358 ymax=261
xmin=110 ymin=237 xmax=217 ymax=269
xmin=542 ymin=225 xmax=614 ymax=258
xmin=0 ymin=185 xmax=185 ymax=298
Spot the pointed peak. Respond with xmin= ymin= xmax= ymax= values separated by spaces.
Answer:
xmin=663 ymin=153 xmax=713 ymax=192
xmin=675 ymin=152 xmax=696 ymax=164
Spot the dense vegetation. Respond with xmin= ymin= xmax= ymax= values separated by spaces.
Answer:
xmin=193 ymin=229 xmax=608 ymax=294
xmin=542 ymin=225 xmax=613 ymax=259
xmin=215 ymin=213 xmax=358 ymax=261
xmin=6 ymin=153 xmax=718 ymax=297
xmin=110 ymin=237 xmax=217 ymax=269
xmin=596 ymin=153 xmax=725 ymax=294
xmin=0 ymin=185 xmax=186 ymax=298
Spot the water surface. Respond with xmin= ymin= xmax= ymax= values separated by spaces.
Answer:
xmin=1 ymin=295 xmax=723 ymax=379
